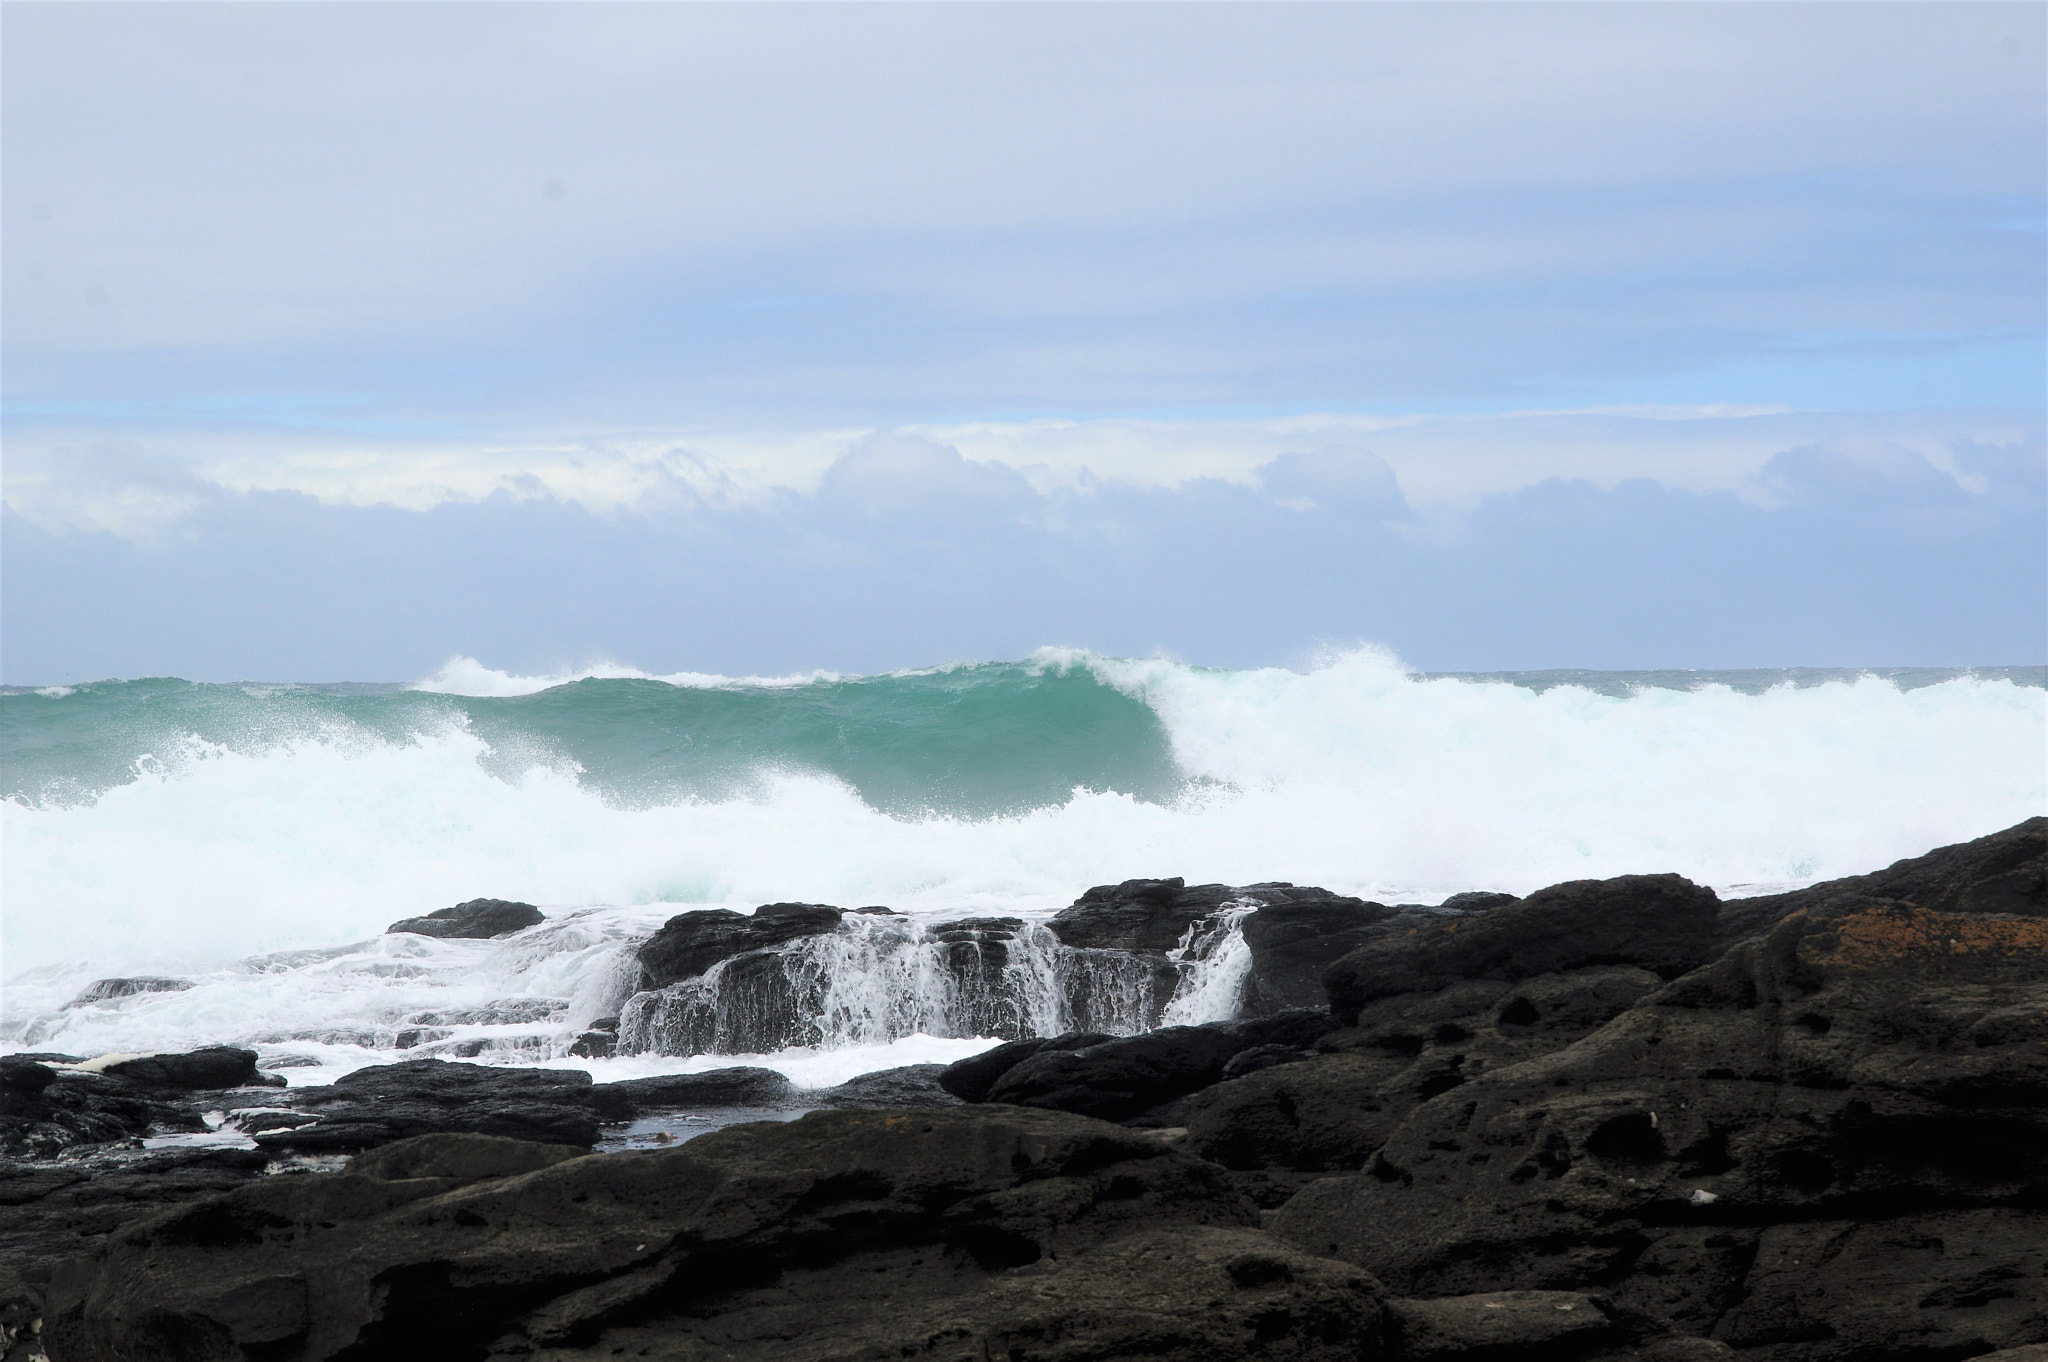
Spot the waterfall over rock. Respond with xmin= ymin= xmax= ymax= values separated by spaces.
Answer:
xmin=616 ymin=879 xmax=1409 ymax=1058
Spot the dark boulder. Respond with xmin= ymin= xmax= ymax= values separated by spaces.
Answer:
xmin=385 ymin=897 xmax=545 ymax=938
xmin=938 ymin=1031 xmax=1115 ymax=1103
xmin=635 ymin=901 xmax=843 ymax=989
xmin=1050 ymin=877 xmax=1246 ymax=950
xmin=813 ymin=1063 xmax=962 ymax=1109
xmin=0 ymin=1058 xmax=57 ymax=1096
xmin=255 ymin=1059 xmax=599 ymax=1152
xmin=584 ymin=1066 xmax=795 ymax=1120
xmin=1241 ymin=897 xmax=1412 ymax=1013
xmin=46 ymin=1107 xmax=1384 ymax=1362
xmin=1270 ymin=848 xmax=2048 ymax=1349
xmin=101 ymin=1046 xmax=268 ymax=1091
xmin=63 ymin=977 xmax=195 ymax=1008
xmin=1322 ymin=872 xmax=1720 ymax=1023
xmin=1053 ymin=877 xmax=1398 ymax=1024
xmin=567 ymin=1015 xmax=619 ymax=1059
xmin=1439 ymin=891 xmax=1520 ymax=911
xmin=979 ymin=1010 xmax=1340 ymax=1123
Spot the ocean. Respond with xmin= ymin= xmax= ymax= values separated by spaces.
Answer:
xmin=3 ymin=647 xmax=2043 ymax=1090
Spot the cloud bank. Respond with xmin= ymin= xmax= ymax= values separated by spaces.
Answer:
xmin=5 ymin=426 xmax=2039 ymax=683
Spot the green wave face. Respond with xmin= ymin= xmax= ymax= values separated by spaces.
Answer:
xmin=1 ymin=662 xmax=1187 ymax=817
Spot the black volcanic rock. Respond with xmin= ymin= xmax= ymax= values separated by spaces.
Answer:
xmin=1240 ymin=896 xmax=1407 ymax=1012
xmin=973 ymin=1010 xmax=1340 ymax=1123
xmin=46 ymin=1109 xmax=1383 ymax=1362
xmin=1181 ymin=966 xmax=1663 ymax=1172
xmin=0 ymin=1058 xmax=57 ymax=1096
xmin=1711 ymin=815 xmax=2048 ymax=948
xmin=635 ymin=901 xmax=844 ymax=989
xmin=1048 ymin=877 xmax=1240 ymax=951
xmin=1271 ymin=833 xmax=2048 ymax=1350
xmin=63 ymin=977 xmax=195 ymax=1008
xmin=813 ymin=1063 xmax=962 ymax=1109
xmin=102 ymin=1046 xmax=266 ymax=1091
xmin=937 ymin=1031 xmax=1116 ymax=1103
xmin=584 ymin=1066 xmax=795 ymax=1120
xmin=385 ymin=897 xmax=545 ymax=938
xmin=1321 ymin=872 xmax=1719 ymax=1023
xmin=255 ymin=1059 xmax=600 ymax=1152
xmin=1051 ymin=877 xmax=1402 ymax=1024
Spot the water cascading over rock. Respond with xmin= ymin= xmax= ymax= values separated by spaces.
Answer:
xmin=615 ymin=880 xmax=1433 ymax=1057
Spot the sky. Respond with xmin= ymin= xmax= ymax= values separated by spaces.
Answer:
xmin=3 ymin=2 xmax=2043 ymax=682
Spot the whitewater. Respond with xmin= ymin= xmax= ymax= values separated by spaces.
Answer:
xmin=4 ymin=647 xmax=2044 ymax=1087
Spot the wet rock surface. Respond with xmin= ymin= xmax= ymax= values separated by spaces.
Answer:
xmin=384 ymin=897 xmax=546 ymax=939
xmin=62 ymin=978 xmax=194 ymax=1009
xmin=635 ymin=901 xmax=845 ymax=989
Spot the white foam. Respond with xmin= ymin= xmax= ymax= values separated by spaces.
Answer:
xmin=410 ymin=655 xmax=846 ymax=697
xmin=4 ymin=649 xmax=2042 ymax=996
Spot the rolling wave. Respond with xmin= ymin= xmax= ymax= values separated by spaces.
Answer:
xmin=3 ymin=648 xmax=2043 ymax=980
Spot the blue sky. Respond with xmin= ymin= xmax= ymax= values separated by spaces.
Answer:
xmin=3 ymin=3 xmax=2043 ymax=681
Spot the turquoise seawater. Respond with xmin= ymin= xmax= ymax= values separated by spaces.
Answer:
xmin=3 ymin=650 xmax=2044 ymax=977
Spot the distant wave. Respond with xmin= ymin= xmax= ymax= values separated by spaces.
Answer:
xmin=410 ymin=655 xmax=851 ymax=697
xmin=3 ymin=648 xmax=2043 ymax=979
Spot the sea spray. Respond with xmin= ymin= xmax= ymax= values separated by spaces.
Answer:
xmin=4 ymin=649 xmax=2043 ymax=984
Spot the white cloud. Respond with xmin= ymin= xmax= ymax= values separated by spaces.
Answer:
xmin=5 ymin=408 xmax=2035 ymax=541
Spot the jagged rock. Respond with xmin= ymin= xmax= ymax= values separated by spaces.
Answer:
xmin=385 ymin=898 xmax=545 ymax=939
xmin=255 ymin=1060 xmax=600 ymax=1152
xmin=1048 ymin=877 xmax=1235 ymax=950
xmin=584 ymin=1066 xmax=795 ymax=1120
xmin=812 ymin=1064 xmax=961 ymax=1109
xmin=1181 ymin=967 xmax=1663 ymax=1171
xmin=976 ymin=1010 xmax=1339 ymax=1123
xmin=635 ymin=902 xmax=844 ymax=989
xmin=0 ymin=1060 xmax=56 ymax=1096
xmin=1383 ymin=1289 xmax=1626 ymax=1359
xmin=45 ymin=1109 xmax=1384 ymax=1361
xmin=101 ymin=1046 xmax=268 ymax=1091
xmin=1051 ymin=878 xmax=1434 ymax=1023
xmin=1322 ymin=873 xmax=1719 ymax=1024
xmin=568 ymin=1015 xmax=619 ymax=1059
xmin=1241 ymin=897 xmax=1409 ymax=1013
xmin=62 ymin=977 xmax=195 ymax=1008
xmin=0 ymin=1067 xmax=210 ymax=1160
xmin=1270 ymin=831 xmax=2048 ymax=1349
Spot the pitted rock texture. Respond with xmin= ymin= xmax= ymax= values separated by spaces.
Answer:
xmin=45 ymin=1111 xmax=1387 ymax=1362
xmin=1271 ymin=821 xmax=2048 ymax=1357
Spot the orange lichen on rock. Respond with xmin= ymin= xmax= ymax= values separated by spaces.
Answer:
xmin=1803 ymin=906 xmax=2048 ymax=975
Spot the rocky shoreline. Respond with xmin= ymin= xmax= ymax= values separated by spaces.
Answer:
xmin=3 ymin=817 xmax=2044 ymax=1361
